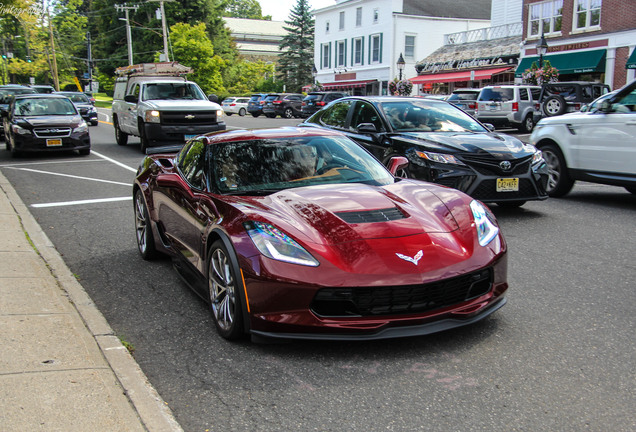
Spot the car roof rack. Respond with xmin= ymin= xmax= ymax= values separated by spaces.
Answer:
xmin=115 ymin=62 xmax=192 ymax=77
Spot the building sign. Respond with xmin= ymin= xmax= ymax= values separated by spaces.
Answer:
xmin=548 ymin=42 xmax=589 ymax=53
xmin=416 ymin=55 xmax=516 ymax=74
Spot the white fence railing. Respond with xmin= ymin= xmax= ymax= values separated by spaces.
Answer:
xmin=444 ymin=22 xmax=523 ymax=45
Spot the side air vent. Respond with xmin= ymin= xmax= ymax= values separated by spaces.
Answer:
xmin=336 ymin=207 xmax=407 ymax=224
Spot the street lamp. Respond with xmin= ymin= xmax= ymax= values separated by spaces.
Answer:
xmin=397 ymin=53 xmax=405 ymax=80
xmin=312 ymin=64 xmax=317 ymax=84
xmin=537 ymin=33 xmax=549 ymax=69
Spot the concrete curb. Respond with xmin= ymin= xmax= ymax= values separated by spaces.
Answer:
xmin=0 ymin=171 xmax=183 ymax=432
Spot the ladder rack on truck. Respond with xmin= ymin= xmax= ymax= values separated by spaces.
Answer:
xmin=114 ymin=62 xmax=192 ymax=77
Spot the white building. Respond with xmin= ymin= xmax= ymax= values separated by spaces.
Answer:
xmin=224 ymin=17 xmax=287 ymax=61
xmin=312 ymin=0 xmax=492 ymax=95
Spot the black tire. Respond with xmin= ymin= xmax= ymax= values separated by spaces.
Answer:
xmin=543 ymin=95 xmax=567 ymax=117
xmin=134 ymin=190 xmax=159 ymax=260
xmin=519 ymin=114 xmax=534 ymax=133
xmin=283 ymin=107 xmax=294 ymax=119
xmin=541 ymin=144 xmax=574 ymax=197
xmin=238 ymin=108 xmax=246 ymax=116
xmin=91 ymin=120 xmax=99 ymax=126
xmin=265 ymin=113 xmax=276 ymax=118
xmin=497 ymin=201 xmax=526 ymax=208
xmin=207 ymin=240 xmax=245 ymax=340
xmin=226 ymin=112 xmax=232 ymax=116
xmin=114 ymin=117 xmax=128 ymax=146
xmin=251 ymin=113 xmax=260 ymax=118
xmin=625 ymin=187 xmax=636 ymax=194
xmin=78 ymin=148 xmax=90 ymax=156
xmin=138 ymin=121 xmax=150 ymax=154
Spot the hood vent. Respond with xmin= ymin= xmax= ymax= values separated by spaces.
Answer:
xmin=336 ymin=207 xmax=406 ymax=224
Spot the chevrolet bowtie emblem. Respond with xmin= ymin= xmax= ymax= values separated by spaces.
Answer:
xmin=185 ymin=114 xmax=195 ymax=120
xmin=396 ymin=250 xmax=423 ymax=266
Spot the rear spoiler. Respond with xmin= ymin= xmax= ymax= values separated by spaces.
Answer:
xmin=145 ymin=144 xmax=184 ymax=155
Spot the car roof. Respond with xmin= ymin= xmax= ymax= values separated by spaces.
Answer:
xmin=57 ymin=91 xmax=86 ymax=95
xmin=201 ymin=126 xmax=344 ymax=144
xmin=13 ymin=93 xmax=73 ymax=100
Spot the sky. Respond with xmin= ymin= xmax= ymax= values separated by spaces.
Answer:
xmin=260 ymin=0 xmax=337 ymax=22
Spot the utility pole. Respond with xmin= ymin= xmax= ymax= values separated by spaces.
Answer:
xmin=115 ymin=4 xmax=138 ymax=65
xmin=148 ymin=0 xmax=174 ymax=62
xmin=46 ymin=5 xmax=60 ymax=91
xmin=86 ymin=32 xmax=93 ymax=92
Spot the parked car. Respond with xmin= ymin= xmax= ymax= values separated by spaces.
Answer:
xmin=133 ymin=126 xmax=508 ymax=341
xmin=476 ymin=85 xmax=541 ymax=132
xmin=29 ymin=84 xmax=56 ymax=94
xmin=57 ymin=91 xmax=98 ymax=125
xmin=530 ymin=79 xmax=636 ymax=197
xmin=539 ymin=81 xmax=611 ymax=117
xmin=262 ymin=93 xmax=304 ymax=118
xmin=302 ymin=96 xmax=548 ymax=207
xmin=579 ymin=90 xmax=619 ymax=113
xmin=3 ymin=93 xmax=90 ymax=157
xmin=247 ymin=93 xmax=268 ymax=117
xmin=221 ymin=97 xmax=249 ymax=116
xmin=447 ymin=88 xmax=481 ymax=117
xmin=301 ymin=92 xmax=347 ymax=117
xmin=0 ymin=85 xmax=37 ymax=140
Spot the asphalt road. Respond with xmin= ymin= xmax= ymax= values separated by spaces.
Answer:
xmin=1 ymin=111 xmax=634 ymax=431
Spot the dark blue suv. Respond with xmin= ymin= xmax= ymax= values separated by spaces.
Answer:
xmin=247 ymin=93 xmax=268 ymax=117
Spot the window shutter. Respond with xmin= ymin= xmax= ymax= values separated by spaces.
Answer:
xmin=379 ymin=33 xmax=383 ymax=63
xmin=329 ymin=42 xmax=332 ymax=68
xmin=344 ymin=39 xmax=347 ymax=67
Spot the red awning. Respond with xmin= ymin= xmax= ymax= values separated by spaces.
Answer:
xmin=410 ymin=67 xmax=513 ymax=84
xmin=322 ymin=79 xmax=377 ymax=90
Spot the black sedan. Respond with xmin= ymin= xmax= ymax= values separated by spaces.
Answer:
xmin=302 ymin=96 xmax=549 ymax=207
xmin=57 ymin=91 xmax=98 ymax=126
xmin=4 ymin=94 xmax=90 ymax=156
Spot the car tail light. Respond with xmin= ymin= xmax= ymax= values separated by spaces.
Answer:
xmin=574 ymin=103 xmax=581 ymax=110
xmin=512 ymin=102 xmax=519 ymax=112
xmin=302 ymin=102 xmax=306 ymax=106
xmin=316 ymin=101 xmax=326 ymax=106
xmin=468 ymin=103 xmax=476 ymax=109
xmin=259 ymin=101 xmax=265 ymax=105
xmin=273 ymin=100 xmax=282 ymax=104
xmin=230 ymin=103 xmax=236 ymax=106
xmin=534 ymin=103 xmax=540 ymax=110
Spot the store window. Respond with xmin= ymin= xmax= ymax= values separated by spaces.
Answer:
xmin=405 ymin=35 xmax=415 ymax=59
xmin=574 ymin=0 xmax=601 ymax=31
xmin=356 ymin=7 xmax=362 ymax=27
xmin=353 ymin=37 xmax=363 ymax=66
xmin=528 ymin=0 xmax=562 ymax=37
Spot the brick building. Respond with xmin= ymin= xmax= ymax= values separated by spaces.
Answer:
xmin=516 ymin=0 xmax=636 ymax=89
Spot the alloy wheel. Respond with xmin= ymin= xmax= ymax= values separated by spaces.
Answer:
xmin=209 ymin=248 xmax=237 ymax=332
xmin=542 ymin=149 xmax=561 ymax=193
xmin=134 ymin=193 xmax=148 ymax=254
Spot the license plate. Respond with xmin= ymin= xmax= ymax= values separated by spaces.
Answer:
xmin=46 ymin=139 xmax=62 ymax=147
xmin=184 ymin=134 xmax=196 ymax=141
xmin=496 ymin=178 xmax=519 ymax=192
xmin=489 ymin=104 xmax=498 ymax=111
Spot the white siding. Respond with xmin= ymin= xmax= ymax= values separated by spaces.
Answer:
xmin=490 ymin=0 xmax=522 ymax=27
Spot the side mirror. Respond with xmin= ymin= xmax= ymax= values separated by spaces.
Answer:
xmin=124 ymin=94 xmax=138 ymax=104
xmin=599 ymin=100 xmax=611 ymax=113
xmin=483 ymin=123 xmax=496 ymax=132
xmin=208 ymin=94 xmax=219 ymax=103
xmin=356 ymin=123 xmax=378 ymax=133
xmin=579 ymin=104 xmax=589 ymax=112
xmin=387 ymin=156 xmax=409 ymax=176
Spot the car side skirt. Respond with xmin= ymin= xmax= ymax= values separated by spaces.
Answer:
xmin=570 ymin=168 xmax=636 ymax=187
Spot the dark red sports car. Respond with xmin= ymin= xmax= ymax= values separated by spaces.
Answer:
xmin=133 ymin=127 xmax=508 ymax=341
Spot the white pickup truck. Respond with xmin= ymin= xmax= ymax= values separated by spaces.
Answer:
xmin=111 ymin=62 xmax=225 ymax=152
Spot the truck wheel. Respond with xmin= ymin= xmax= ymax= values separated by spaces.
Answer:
xmin=114 ymin=117 xmax=128 ymax=146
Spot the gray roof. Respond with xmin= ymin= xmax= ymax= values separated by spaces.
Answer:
xmin=402 ymin=0 xmax=491 ymax=20
xmin=416 ymin=35 xmax=521 ymax=67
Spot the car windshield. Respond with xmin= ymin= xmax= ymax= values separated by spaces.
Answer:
xmin=64 ymin=93 xmax=90 ymax=103
xmin=478 ymin=88 xmax=514 ymax=102
xmin=265 ymin=95 xmax=279 ymax=102
xmin=211 ymin=135 xmax=394 ymax=194
xmin=448 ymin=92 xmax=478 ymax=101
xmin=14 ymin=98 xmax=77 ymax=116
xmin=304 ymin=94 xmax=324 ymax=101
xmin=249 ymin=95 xmax=262 ymax=102
xmin=381 ymin=101 xmax=487 ymax=133
xmin=143 ymin=83 xmax=206 ymax=101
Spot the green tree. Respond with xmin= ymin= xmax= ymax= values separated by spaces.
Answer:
xmin=223 ymin=60 xmax=275 ymax=94
xmin=277 ymin=0 xmax=314 ymax=92
xmin=169 ymin=22 xmax=226 ymax=94
xmin=223 ymin=0 xmax=271 ymax=20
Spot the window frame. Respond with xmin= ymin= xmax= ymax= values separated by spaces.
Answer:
xmin=356 ymin=7 xmax=362 ymax=27
xmin=321 ymin=42 xmax=332 ymax=69
xmin=527 ymin=0 xmax=563 ymax=38
xmin=339 ymin=11 xmax=345 ymax=30
xmin=352 ymin=37 xmax=364 ymax=66
xmin=336 ymin=40 xmax=347 ymax=67
xmin=573 ymin=0 xmax=601 ymax=32
xmin=369 ymin=33 xmax=382 ymax=64
xmin=404 ymin=34 xmax=416 ymax=60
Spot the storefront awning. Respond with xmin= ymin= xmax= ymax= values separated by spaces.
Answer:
xmin=515 ymin=49 xmax=606 ymax=77
xmin=321 ymin=79 xmax=377 ymax=90
xmin=627 ymin=49 xmax=636 ymax=69
xmin=410 ymin=66 xmax=513 ymax=84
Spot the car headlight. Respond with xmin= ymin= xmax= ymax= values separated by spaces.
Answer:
xmin=469 ymin=200 xmax=499 ymax=247
xmin=73 ymin=122 xmax=88 ymax=133
xmin=12 ymin=124 xmax=31 ymax=135
xmin=524 ymin=144 xmax=544 ymax=165
xmin=145 ymin=110 xmax=161 ymax=123
xmin=245 ymin=221 xmax=319 ymax=267
xmin=217 ymin=109 xmax=225 ymax=119
xmin=415 ymin=150 xmax=465 ymax=166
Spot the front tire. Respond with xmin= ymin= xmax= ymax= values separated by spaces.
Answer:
xmin=78 ymin=148 xmax=90 ymax=156
xmin=138 ymin=120 xmax=150 ymax=154
xmin=519 ymin=115 xmax=534 ymax=133
xmin=208 ymin=240 xmax=245 ymax=340
xmin=134 ymin=190 xmax=159 ymax=260
xmin=114 ymin=117 xmax=128 ymax=146
xmin=283 ymin=107 xmax=294 ymax=119
xmin=541 ymin=144 xmax=574 ymax=197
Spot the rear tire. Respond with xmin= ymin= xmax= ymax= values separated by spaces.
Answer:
xmin=134 ymin=190 xmax=159 ymax=260
xmin=114 ymin=117 xmax=128 ymax=146
xmin=519 ymin=115 xmax=534 ymax=133
xmin=239 ymin=108 xmax=246 ymax=116
xmin=543 ymin=95 xmax=567 ymax=117
xmin=283 ymin=107 xmax=294 ymax=119
xmin=541 ymin=144 xmax=574 ymax=197
xmin=208 ymin=240 xmax=245 ymax=340
xmin=251 ymin=113 xmax=260 ymax=118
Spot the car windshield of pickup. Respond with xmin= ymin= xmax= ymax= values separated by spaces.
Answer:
xmin=142 ymin=83 xmax=207 ymax=101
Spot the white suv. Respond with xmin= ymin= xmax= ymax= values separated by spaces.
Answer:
xmin=530 ymin=79 xmax=636 ymax=197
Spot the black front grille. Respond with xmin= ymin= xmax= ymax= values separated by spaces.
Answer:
xmin=461 ymin=155 xmax=533 ymax=176
xmin=311 ymin=268 xmax=492 ymax=317
xmin=33 ymin=127 xmax=72 ymax=138
xmin=336 ymin=207 xmax=406 ymax=224
xmin=161 ymin=111 xmax=217 ymax=125
xmin=471 ymin=178 xmax=537 ymax=201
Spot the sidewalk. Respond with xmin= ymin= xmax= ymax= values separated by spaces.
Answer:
xmin=0 ymin=171 xmax=183 ymax=432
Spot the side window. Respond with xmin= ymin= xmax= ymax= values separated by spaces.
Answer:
xmin=132 ymin=84 xmax=140 ymax=98
xmin=350 ymin=101 xmax=384 ymax=132
xmin=178 ymin=139 xmax=207 ymax=190
xmin=530 ymin=88 xmax=541 ymax=101
xmin=581 ymin=86 xmax=592 ymax=99
xmin=317 ymin=100 xmax=353 ymax=129
xmin=519 ymin=88 xmax=529 ymax=101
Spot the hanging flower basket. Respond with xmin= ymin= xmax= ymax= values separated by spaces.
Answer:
xmin=389 ymin=78 xmax=413 ymax=96
xmin=309 ymin=82 xmax=324 ymax=92
xmin=522 ymin=60 xmax=559 ymax=86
